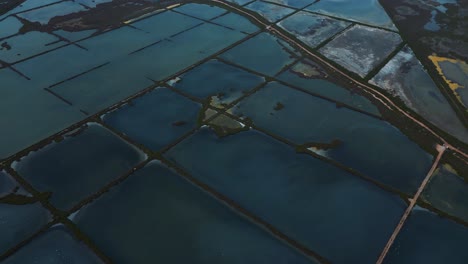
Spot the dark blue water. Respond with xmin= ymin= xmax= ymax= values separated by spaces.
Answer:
xmin=278 ymin=59 xmax=381 ymax=115
xmin=0 ymin=31 xmax=64 ymax=63
xmin=384 ymin=208 xmax=468 ymax=264
xmin=131 ymin=10 xmax=202 ymax=39
xmin=0 ymin=67 xmax=85 ymax=160
xmin=169 ymin=59 xmax=264 ymax=107
xmin=13 ymin=123 xmax=146 ymax=210
xmin=229 ymin=82 xmax=432 ymax=194
xmin=50 ymin=60 xmax=154 ymax=114
xmin=0 ymin=172 xmax=51 ymax=254
xmin=220 ymin=32 xmax=298 ymax=76
xmin=422 ymin=163 xmax=468 ymax=222
xmin=2 ymin=225 xmax=102 ymax=264
xmin=73 ymin=161 xmax=317 ymax=264
xmin=103 ymin=88 xmax=201 ymax=151
xmin=165 ymin=128 xmax=406 ymax=264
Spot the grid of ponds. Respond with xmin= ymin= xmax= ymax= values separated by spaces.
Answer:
xmin=1 ymin=1 xmax=467 ymax=263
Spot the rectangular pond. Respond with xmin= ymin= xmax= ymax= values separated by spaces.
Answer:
xmin=166 ymin=127 xmax=406 ymax=264
xmin=73 ymin=161 xmax=318 ymax=264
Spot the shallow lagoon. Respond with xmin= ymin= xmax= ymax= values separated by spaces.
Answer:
xmin=166 ymin=128 xmax=406 ymax=264
xmin=278 ymin=11 xmax=350 ymax=48
xmin=306 ymin=0 xmax=397 ymax=30
xmin=229 ymin=82 xmax=432 ymax=193
xmin=13 ymin=123 xmax=146 ymax=210
xmin=277 ymin=59 xmax=381 ymax=115
xmin=438 ymin=59 xmax=468 ymax=107
xmin=103 ymin=88 xmax=201 ymax=151
xmin=245 ymin=1 xmax=295 ymax=23
xmin=370 ymin=46 xmax=468 ymax=143
xmin=74 ymin=161 xmax=317 ymax=264
xmin=319 ymin=25 xmax=402 ymax=77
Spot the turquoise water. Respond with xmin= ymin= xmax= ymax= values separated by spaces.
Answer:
xmin=103 ymin=88 xmax=201 ymax=151
xmin=384 ymin=208 xmax=468 ymax=264
xmin=422 ymin=163 xmax=468 ymax=222
xmin=0 ymin=0 xmax=60 ymax=20
xmin=173 ymin=3 xmax=227 ymax=20
xmin=278 ymin=11 xmax=350 ymax=48
xmin=319 ymin=25 xmax=402 ymax=77
xmin=220 ymin=32 xmax=298 ymax=76
xmin=75 ymin=0 xmax=113 ymax=8
xmin=306 ymin=0 xmax=397 ymax=30
xmin=0 ymin=16 xmax=23 ymax=39
xmin=277 ymin=60 xmax=381 ymax=115
xmin=12 ymin=123 xmax=146 ymax=210
xmin=245 ymin=1 xmax=295 ymax=22
xmin=74 ymin=161 xmax=318 ymax=264
xmin=266 ymin=0 xmax=316 ymax=9
xmin=2 ymin=225 xmax=103 ymax=264
xmin=229 ymin=82 xmax=432 ymax=193
xmin=166 ymin=128 xmax=406 ymax=264
xmin=130 ymin=10 xmax=202 ymax=39
xmin=168 ymin=59 xmax=265 ymax=107
xmin=212 ymin=12 xmax=260 ymax=34
xmin=225 ymin=0 xmax=253 ymax=6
